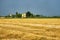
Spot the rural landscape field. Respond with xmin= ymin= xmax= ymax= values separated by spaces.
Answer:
xmin=0 ymin=18 xmax=60 ymax=40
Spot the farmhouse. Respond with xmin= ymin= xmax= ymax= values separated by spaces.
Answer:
xmin=22 ymin=12 xmax=26 ymax=18
xmin=22 ymin=11 xmax=33 ymax=18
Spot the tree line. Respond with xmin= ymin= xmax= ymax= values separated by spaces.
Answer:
xmin=0 ymin=11 xmax=60 ymax=18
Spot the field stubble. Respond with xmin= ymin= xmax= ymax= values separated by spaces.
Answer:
xmin=0 ymin=18 xmax=60 ymax=40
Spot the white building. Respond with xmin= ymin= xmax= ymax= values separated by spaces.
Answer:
xmin=9 ymin=14 xmax=12 ymax=17
xmin=22 ymin=13 xmax=26 ymax=18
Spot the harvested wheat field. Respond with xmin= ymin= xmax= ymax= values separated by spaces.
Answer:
xmin=0 ymin=18 xmax=60 ymax=40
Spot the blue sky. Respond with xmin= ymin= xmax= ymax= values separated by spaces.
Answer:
xmin=0 ymin=0 xmax=60 ymax=16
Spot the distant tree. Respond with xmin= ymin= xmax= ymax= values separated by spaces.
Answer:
xmin=35 ymin=15 xmax=40 ymax=18
xmin=5 ymin=15 xmax=11 ymax=18
xmin=17 ymin=14 xmax=22 ymax=18
xmin=16 ymin=12 xmax=18 ymax=15
xmin=26 ymin=11 xmax=33 ymax=18
xmin=0 ymin=16 xmax=1 ymax=17
xmin=15 ymin=12 xmax=22 ymax=18
xmin=12 ymin=15 xmax=16 ymax=18
xmin=16 ymin=12 xmax=19 ymax=18
xmin=52 ymin=16 xmax=60 ymax=18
